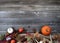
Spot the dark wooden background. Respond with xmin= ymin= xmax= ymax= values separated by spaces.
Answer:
xmin=0 ymin=0 xmax=60 ymax=34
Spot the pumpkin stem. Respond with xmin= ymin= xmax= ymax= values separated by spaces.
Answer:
xmin=46 ymin=29 xmax=49 ymax=32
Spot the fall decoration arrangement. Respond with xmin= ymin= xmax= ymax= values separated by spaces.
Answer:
xmin=0 ymin=25 xmax=60 ymax=43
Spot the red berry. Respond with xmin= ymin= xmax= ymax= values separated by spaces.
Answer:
xmin=19 ymin=27 xmax=24 ymax=33
xmin=11 ymin=40 xmax=16 ymax=43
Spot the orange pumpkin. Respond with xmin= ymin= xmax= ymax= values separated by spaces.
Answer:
xmin=41 ymin=25 xmax=52 ymax=36
xmin=11 ymin=40 xmax=16 ymax=43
